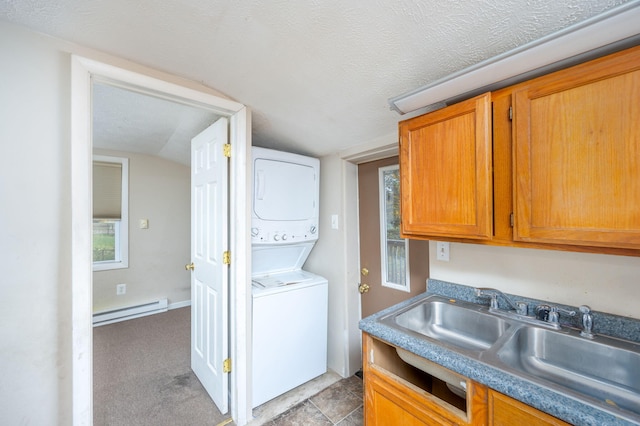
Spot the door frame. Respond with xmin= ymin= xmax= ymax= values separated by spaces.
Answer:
xmin=341 ymin=141 xmax=398 ymax=376
xmin=70 ymin=56 xmax=252 ymax=425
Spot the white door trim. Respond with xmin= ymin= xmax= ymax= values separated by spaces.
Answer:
xmin=70 ymin=55 xmax=252 ymax=426
xmin=339 ymin=136 xmax=398 ymax=377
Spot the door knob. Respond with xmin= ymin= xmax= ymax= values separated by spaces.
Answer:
xmin=185 ymin=262 xmax=195 ymax=271
xmin=361 ymin=268 xmax=369 ymax=276
xmin=358 ymin=283 xmax=370 ymax=294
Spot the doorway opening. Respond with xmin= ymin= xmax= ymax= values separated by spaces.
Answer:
xmin=70 ymin=56 xmax=251 ymax=425
xmin=91 ymin=83 xmax=216 ymax=422
xmin=340 ymin=144 xmax=430 ymax=378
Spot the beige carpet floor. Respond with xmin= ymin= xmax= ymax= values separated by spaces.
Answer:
xmin=93 ymin=306 xmax=358 ymax=425
xmin=93 ymin=307 xmax=229 ymax=426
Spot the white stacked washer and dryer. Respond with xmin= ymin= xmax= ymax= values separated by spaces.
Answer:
xmin=250 ymin=147 xmax=328 ymax=408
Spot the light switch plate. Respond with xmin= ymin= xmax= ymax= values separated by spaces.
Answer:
xmin=436 ymin=242 xmax=450 ymax=261
xmin=331 ymin=214 xmax=339 ymax=230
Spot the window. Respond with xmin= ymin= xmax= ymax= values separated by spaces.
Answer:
xmin=379 ymin=165 xmax=410 ymax=291
xmin=93 ymin=155 xmax=129 ymax=271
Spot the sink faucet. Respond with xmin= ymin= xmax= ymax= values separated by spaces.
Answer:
xmin=475 ymin=287 xmax=528 ymax=316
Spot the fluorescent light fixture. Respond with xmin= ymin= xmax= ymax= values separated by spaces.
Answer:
xmin=389 ymin=1 xmax=640 ymax=115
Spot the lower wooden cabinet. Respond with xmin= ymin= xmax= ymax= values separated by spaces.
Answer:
xmin=488 ymin=390 xmax=570 ymax=426
xmin=366 ymin=371 xmax=454 ymax=426
xmin=363 ymin=332 xmax=571 ymax=426
xmin=363 ymin=332 xmax=487 ymax=425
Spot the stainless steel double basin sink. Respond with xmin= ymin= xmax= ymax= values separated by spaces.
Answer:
xmin=378 ymin=294 xmax=640 ymax=422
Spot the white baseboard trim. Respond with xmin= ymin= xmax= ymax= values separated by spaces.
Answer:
xmin=92 ymin=299 xmax=191 ymax=327
xmin=93 ymin=298 xmax=168 ymax=327
xmin=169 ymin=300 xmax=191 ymax=310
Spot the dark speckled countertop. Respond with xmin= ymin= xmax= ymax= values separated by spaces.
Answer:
xmin=359 ymin=279 xmax=640 ymax=426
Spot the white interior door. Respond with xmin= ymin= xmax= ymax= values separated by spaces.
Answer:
xmin=190 ymin=117 xmax=230 ymax=414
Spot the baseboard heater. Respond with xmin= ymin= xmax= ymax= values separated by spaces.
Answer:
xmin=93 ymin=298 xmax=168 ymax=327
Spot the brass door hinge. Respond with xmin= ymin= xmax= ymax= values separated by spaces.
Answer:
xmin=223 ymin=250 xmax=231 ymax=265
xmin=509 ymin=106 xmax=513 ymax=121
xmin=223 ymin=358 xmax=232 ymax=373
xmin=223 ymin=143 xmax=231 ymax=158
xmin=510 ymin=212 xmax=514 ymax=228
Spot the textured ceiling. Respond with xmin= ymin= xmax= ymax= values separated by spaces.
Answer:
xmin=93 ymin=83 xmax=220 ymax=166
xmin=0 ymin=0 xmax=633 ymax=160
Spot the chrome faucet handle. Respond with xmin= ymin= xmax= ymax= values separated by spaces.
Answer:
xmin=475 ymin=287 xmax=526 ymax=313
xmin=515 ymin=301 xmax=528 ymax=316
xmin=487 ymin=294 xmax=499 ymax=309
xmin=548 ymin=306 xmax=576 ymax=324
xmin=474 ymin=288 xmax=499 ymax=309
xmin=474 ymin=287 xmax=489 ymax=298
xmin=579 ymin=305 xmax=594 ymax=339
xmin=536 ymin=304 xmax=575 ymax=323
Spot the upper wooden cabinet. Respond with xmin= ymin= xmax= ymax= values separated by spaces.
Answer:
xmin=399 ymin=93 xmax=493 ymax=240
xmin=398 ymin=45 xmax=640 ymax=255
xmin=513 ymin=46 xmax=640 ymax=249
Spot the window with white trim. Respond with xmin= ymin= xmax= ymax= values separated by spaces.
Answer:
xmin=379 ymin=164 xmax=410 ymax=292
xmin=93 ymin=155 xmax=129 ymax=271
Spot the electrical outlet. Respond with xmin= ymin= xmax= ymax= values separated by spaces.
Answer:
xmin=116 ymin=283 xmax=126 ymax=295
xmin=436 ymin=242 xmax=450 ymax=261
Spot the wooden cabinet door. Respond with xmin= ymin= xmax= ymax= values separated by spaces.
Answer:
xmin=513 ymin=46 xmax=640 ymax=249
xmin=488 ymin=390 xmax=569 ymax=426
xmin=399 ymin=93 xmax=493 ymax=240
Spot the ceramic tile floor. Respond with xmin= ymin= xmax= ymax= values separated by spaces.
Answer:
xmin=263 ymin=374 xmax=364 ymax=426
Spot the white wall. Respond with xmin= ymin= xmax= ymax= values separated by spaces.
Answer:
xmin=306 ymin=136 xmax=400 ymax=378
xmin=93 ymin=149 xmax=190 ymax=313
xmin=305 ymin=155 xmax=360 ymax=377
xmin=0 ymin=21 xmax=232 ymax=425
xmin=429 ymin=242 xmax=640 ymax=319
xmin=0 ymin=20 xmax=72 ymax=426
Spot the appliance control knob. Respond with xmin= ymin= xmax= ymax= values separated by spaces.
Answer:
xmin=310 ymin=226 xmax=317 ymax=234
xmin=251 ymin=227 xmax=259 ymax=237
xmin=273 ymin=234 xmax=280 ymax=241
xmin=282 ymin=234 xmax=288 ymax=241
